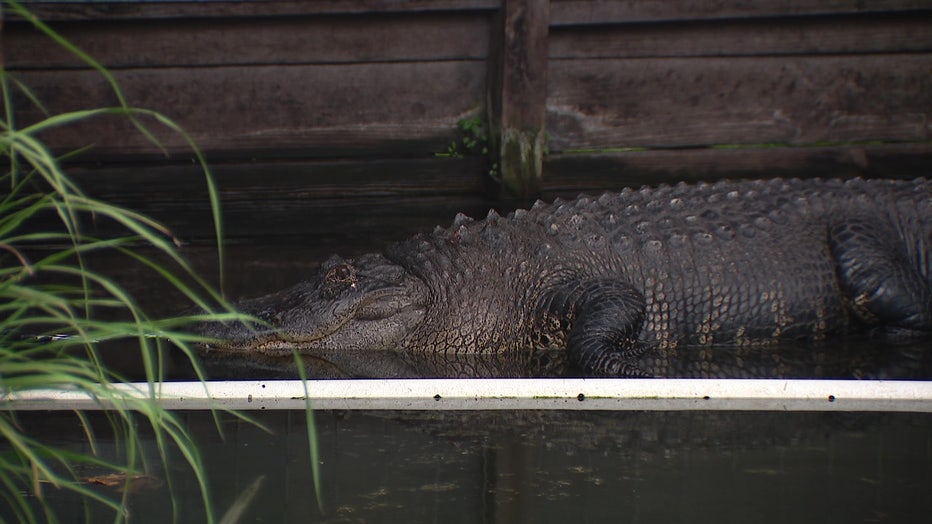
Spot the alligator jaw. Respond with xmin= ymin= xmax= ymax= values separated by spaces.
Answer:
xmin=195 ymin=253 xmax=429 ymax=359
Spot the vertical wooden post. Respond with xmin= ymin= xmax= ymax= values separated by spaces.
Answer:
xmin=489 ymin=0 xmax=549 ymax=199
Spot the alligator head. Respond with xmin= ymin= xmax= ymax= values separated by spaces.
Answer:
xmin=195 ymin=253 xmax=429 ymax=377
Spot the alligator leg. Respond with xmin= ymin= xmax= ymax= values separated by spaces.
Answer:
xmin=829 ymin=220 xmax=932 ymax=332
xmin=544 ymin=280 xmax=650 ymax=376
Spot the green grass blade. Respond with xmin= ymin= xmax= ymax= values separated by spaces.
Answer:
xmin=293 ymin=352 xmax=325 ymax=514
xmin=0 ymin=3 xmax=266 ymax=521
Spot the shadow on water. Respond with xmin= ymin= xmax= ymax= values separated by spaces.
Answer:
xmin=5 ymin=409 xmax=932 ymax=523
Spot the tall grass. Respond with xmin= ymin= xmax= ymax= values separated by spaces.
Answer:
xmin=0 ymin=1 xmax=276 ymax=521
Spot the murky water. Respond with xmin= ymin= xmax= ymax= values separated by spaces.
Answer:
xmin=58 ymin=193 xmax=932 ymax=381
xmin=6 ymin=409 xmax=932 ymax=523
xmin=10 ymin=189 xmax=932 ymax=522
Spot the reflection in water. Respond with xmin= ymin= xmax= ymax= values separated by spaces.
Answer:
xmin=7 ymin=409 xmax=932 ymax=523
xmin=198 ymin=334 xmax=932 ymax=380
xmin=218 ymin=475 xmax=266 ymax=524
xmin=635 ymin=335 xmax=932 ymax=380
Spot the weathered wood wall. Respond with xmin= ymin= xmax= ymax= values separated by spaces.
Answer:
xmin=544 ymin=0 xmax=932 ymax=191
xmin=4 ymin=0 xmax=931 ymax=205
xmin=5 ymin=3 xmax=493 ymax=160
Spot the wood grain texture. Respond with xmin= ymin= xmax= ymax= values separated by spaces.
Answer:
xmin=550 ymin=13 xmax=932 ymax=58
xmin=17 ymin=1 xmax=499 ymax=21
xmin=6 ymin=1 xmax=931 ymax=190
xmin=498 ymin=0 xmax=549 ymax=130
xmin=488 ymin=0 xmax=550 ymax=196
xmin=542 ymin=144 xmax=932 ymax=194
xmin=13 ymin=61 xmax=486 ymax=158
xmin=5 ymin=12 xmax=492 ymax=69
xmin=547 ymin=55 xmax=932 ymax=149
xmin=71 ymin=157 xmax=487 ymax=202
xmin=550 ymin=0 xmax=932 ymax=25
xmin=67 ymin=158 xmax=492 ymax=244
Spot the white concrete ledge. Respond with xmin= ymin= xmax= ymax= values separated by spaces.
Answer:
xmin=4 ymin=379 xmax=932 ymax=412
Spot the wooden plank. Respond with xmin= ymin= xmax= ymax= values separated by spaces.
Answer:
xmin=12 ymin=61 xmax=486 ymax=159
xmin=69 ymin=145 xmax=932 ymax=243
xmin=70 ymin=157 xmax=487 ymax=202
xmin=5 ymin=12 xmax=491 ymax=69
xmin=489 ymin=0 xmax=550 ymax=198
xmin=63 ymin=157 xmax=491 ymax=244
xmin=80 ymin=192 xmax=498 ymax=246
xmin=551 ymin=0 xmax=932 ymax=26
xmin=542 ymin=144 xmax=932 ymax=194
xmin=547 ymin=55 xmax=932 ymax=150
xmin=550 ymin=13 xmax=932 ymax=59
xmin=64 ymin=154 xmax=490 ymax=242
xmin=216 ymin=194 xmax=499 ymax=246
xmin=16 ymin=1 xmax=500 ymax=21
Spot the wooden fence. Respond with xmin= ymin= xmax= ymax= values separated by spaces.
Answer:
xmin=4 ymin=0 xmax=931 ymax=200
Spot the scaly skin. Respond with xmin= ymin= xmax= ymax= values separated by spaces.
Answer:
xmin=196 ymin=177 xmax=932 ymax=378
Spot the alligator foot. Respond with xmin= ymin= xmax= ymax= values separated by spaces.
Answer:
xmin=544 ymin=279 xmax=650 ymax=377
xmin=830 ymin=219 xmax=932 ymax=332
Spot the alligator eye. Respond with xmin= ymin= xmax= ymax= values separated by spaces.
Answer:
xmin=326 ymin=263 xmax=357 ymax=285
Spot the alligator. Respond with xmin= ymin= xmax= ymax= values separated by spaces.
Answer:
xmin=195 ymin=177 xmax=932 ymax=378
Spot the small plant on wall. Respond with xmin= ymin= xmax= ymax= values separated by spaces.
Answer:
xmin=438 ymin=116 xmax=500 ymax=181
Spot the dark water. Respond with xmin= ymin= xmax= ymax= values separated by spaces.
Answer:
xmin=5 ymin=409 xmax=932 ymax=523
xmin=11 ymin=188 xmax=932 ymax=522
xmin=57 ymin=193 xmax=930 ymax=382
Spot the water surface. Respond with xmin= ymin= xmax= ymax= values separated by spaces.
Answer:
xmin=7 ymin=409 xmax=931 ymax=523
